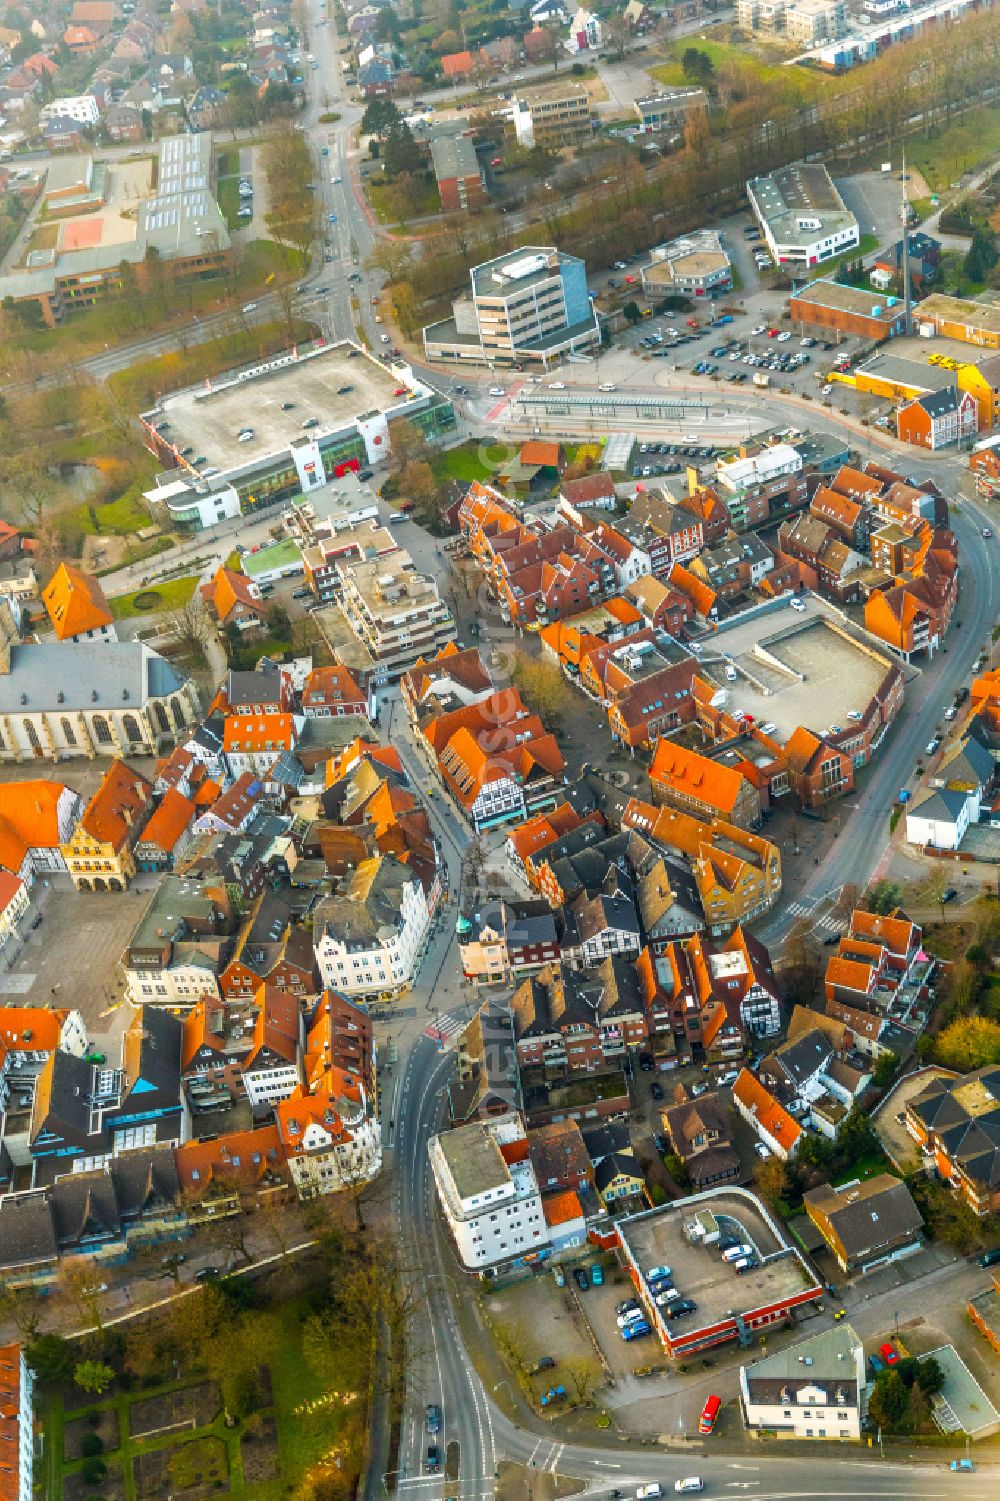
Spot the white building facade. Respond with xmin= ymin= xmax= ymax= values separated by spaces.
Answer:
xmin=314 ymin=875 xmax=432 ymax=999
xmin=740 ymin=1325 xmax=866 ymax=1440
xmin=428 ymin=1114 xmax=551 ymax=1272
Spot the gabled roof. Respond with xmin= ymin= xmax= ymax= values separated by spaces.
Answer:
xmin=76 ymin=760 xmax=153 ymax=851
xmin=174 ymin=1124 xmax=286 ymax=1194
xmin=0 ymin=780 xmax=77 ymax=874
xmin=733 ymin=1067 xmax=802 ymax=1152
xmin=139 ymin=787 xmax=195 ymax=853
xmin=41 ymin=561 xmax=113 ymax=640
xmin=649 ymin=740 xmax=748 ymax=815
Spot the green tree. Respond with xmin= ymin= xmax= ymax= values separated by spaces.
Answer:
xmin=622 ymin=300 xmax=642 ymax=324
xmin=872 ymin=1052 xmax=898 ymax=1088
xmin=753 ymin=1154 xmax=791 ymax=1210
xmin=682 ymin=47 xmax=715 ymax=85
xmin=935 ymin=1015 xmax=1000 ymax=1071
xmin=383 ymin=123 xmax=424 ymax=179
xmin=914 ymin=1354 xmax=945 ymax=1396
xmin=965 ymin=226 xmax=999 ymax=282
xmin=868 ymin=1368 xmax=909 ymax=1430
xmin=74 ymin=1360 xmax=115 ymax=1395
xmin=361 ymin=96 xmax=401 ymax=140
xmin=510 ymin=652 xmax=574 ymax=726
xmin=866 ymin=878 xmax=901 ymax=916
xmin=26 ymin=1333 xmax=75 ymax=1385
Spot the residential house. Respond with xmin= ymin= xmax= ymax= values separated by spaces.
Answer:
xmin=428 ymin=1114 xmax=557 ymax=1272
xmin=732 ymin=1068 xmax=802 ymax=1159
xmin=276 ymin=1063 xmax=381 ymax=1199
xmin=0 ymin=872 xmax=28 ymax=952
xmin=41 ymin=563 xmax=116 ymax=645
xmin=0 ymin=781 xmax=82 ymax=885
xmin=301 ymin=665 xmax=371 ymax=721
xmin=527 ymin=1118 xmax=593 ymax=1194
xmin=512 ymin=956 xmax=646 ymax=1074
xmin=905 ymin=1067 xmax=1000 ymax=1215
xmin=803 ymin=1173 xmax=923 ymax=1272
xmin=61 ymin=760 xmax=154 ymax=891
xmin=312 ymin=854 xmax=433 ymax=1000
xmin=897 ymin=388 xmax=978 ymax=451
xmin=650 ymin=740 xmax=762 ymax=830
xmin=661 ymin=1090 xmax=741 ymax=1190
xmin=740 ymin=1324 xmax=866 ymax=1440
xmin=132 ymin=787 xmax=196 ymax=870
xmin=201 ymin=567 xmax=266 ymax=633
xmin=422 ymin=690 xmax=565 ymax=831
xmin=457 ymin=898 xmax=560 ymax=985
xmin=242 ymin=985 xmax=303 ymax=1111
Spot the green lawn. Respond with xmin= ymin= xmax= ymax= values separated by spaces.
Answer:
xmin=63 ymin=490 xmax=153 ymax=538
xmin=649 ymin=39 xmax=848 ymax=104
xmin=44 ymin=1296 xmax=365 ymax=1499
xmin=831 ymin=1153 xmax=888 ymax=1188
xmin=906 ymin=106 xmax=1000 ymax=192
xmin=217 ymin=173 xmax=243 ymax=232
xmin=109 ymin=575 xmax=198 ymax=619
xmin=368 ymin=176 xmax=441 ymax=226
xmin=430 ymin=441 xmax=508 ymax=486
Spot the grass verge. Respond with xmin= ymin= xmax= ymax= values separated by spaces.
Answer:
xmin=109 ymin=575 xmax=198 ymax=619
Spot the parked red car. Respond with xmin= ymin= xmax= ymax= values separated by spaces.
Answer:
xmin=879 ymin=1342 xmax=900 ymax=1366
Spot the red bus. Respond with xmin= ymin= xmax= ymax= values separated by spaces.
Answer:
xmin=698 ymin=1395 xmax=721 ymax=1435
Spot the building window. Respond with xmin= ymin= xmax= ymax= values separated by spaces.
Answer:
xmin=122 ymin=713 xmax=143 ymax=743
xmin=93 ymin=715 xmax=113 ymax=746
xmin=61 ymin=717 xmax=77 ymax=746
xmin=23 ymin=719 xmax=40 ymax=751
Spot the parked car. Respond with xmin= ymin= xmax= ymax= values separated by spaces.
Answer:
xmin=647 ymin=1265 xmax=671 ymax=1282
xmin=621 ymin=1321 xmax=651 ymax=1342
xmin=651 ymin=1081 xmax=664 ymax=1101
xmin=552 ymin=1265 xmax=565 ymax=1287
xmin=573 ymin=1267 xmax=589 ymax=1291
xmin=591 ymin=1263 xmax=604 ymax=1286
xmin=880 ymin=1342 xmax=900 ymax=1366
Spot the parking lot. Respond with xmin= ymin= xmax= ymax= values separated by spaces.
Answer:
xmin=485 ymin=1271 xmax=601 ymax=1402
xmin=150 ymin=344 xmax=405 ymax=473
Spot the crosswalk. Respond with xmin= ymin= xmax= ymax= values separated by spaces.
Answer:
xmin=784 ymin=898 xmax=843 ymax=937
xmin=423 ymin=1013 xmax=468 ymax=1049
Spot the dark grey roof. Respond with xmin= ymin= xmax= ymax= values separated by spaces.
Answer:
xmin=774 ymin=1029 xmax=832 ymax=1089
xmin=31 ymin=1050 xmax=95 ymax=1150
xmin=124 ymin=1007 xmax=183 ymax=1099
xmin=595 ymin=1151 xmax=642 ymax=1192
xmin=581 ymin=1121 xmax=631 ymax=1162
xmin=226 ymin=667 xmax=282 ymax=706
xmin=914 ymin=387 xmax=959 ymax=418
xmin=0 ymin=1191 xmax=57 ymax=1270
xmin=805 ymin=1175 xmax=923 ymax=1257
xmin=0 ymin=642 xmax=188 ymax=714
xmin=49 ymin=1168 xmax=121 ymax=1248
xmin=909 ymin=785 xmax=970 ymax=823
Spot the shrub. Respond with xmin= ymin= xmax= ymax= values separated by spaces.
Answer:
xmin=81 ymin=1433 xmax=104 ymax=1458
xmin=81 ymin=1458 xmax=107 ymax=1484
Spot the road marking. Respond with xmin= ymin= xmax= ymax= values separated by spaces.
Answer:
xmin=592 ymin=1462 xmax=622 ymax=1468
xmin=547 ymin=1444 xmax=564 ymax=1475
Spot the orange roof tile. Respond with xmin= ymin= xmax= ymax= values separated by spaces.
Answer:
xmin=223 ymin=714 xmax=296 ymax=753
xmin=0 ymin=1006 xmax=67 ymax=1054
xmin=441 ymin=48 xmax=475 ymax=73
xmin=174 ymin=1125 xmax=286 ymax=1194
xmin=733 ymin=1068 xmax=802 ymax=1152
xmin=180 ymin=996 xmax=227 ymax=1071
xmin=520 ymin=440 xmax=563 ymax=467
xmin=78 ymin=760 xmax=152 ymax=851
xmin=542 ymin=1188 xmax=584 ymax=1227
xmin=0 ymin=780 xmax=75 ymax=874
xmin=649 ymin=741 xmax=746 ymax=816
xmin=41 ymin=561 xmax=113 ymax=640
xmin=0 ymin=870 xmax=23 ymax=913
xmin=825 ymin=955 xmax=874 ymax=992
xmin=201 ymin=566 xmax=263 ymax=626
xmin=140 ymin=787 xmax=195 ymax=853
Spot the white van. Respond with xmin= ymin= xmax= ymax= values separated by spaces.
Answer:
xmin=721 ymin=1243 xmax=753 ymax=1263
xmin=674 ymin=1482 xmax=703 ymax=1495
xmin=725 ymin=665 xmax=737 ymax=682
xmin=637 ymin=1486 xmax=662 ymax=1499
xmin=598 ymin=382 xmax=617 ymax=392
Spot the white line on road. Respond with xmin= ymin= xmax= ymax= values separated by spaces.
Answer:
xmin=592 ymin=1462 xmax=622 ymax=1468
xmin=548 ymin=1444 xmax=565 ymax=1475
